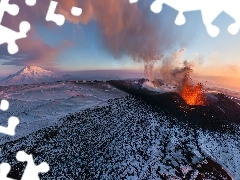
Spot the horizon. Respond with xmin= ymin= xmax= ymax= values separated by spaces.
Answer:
xmin=1 ymin=65 xmax=240 ymax=92
xmin=0 ymin=0 xmax=240 ymax=82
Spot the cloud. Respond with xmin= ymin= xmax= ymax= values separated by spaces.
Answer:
xmin=0 ymin=27 xmax=60 ymax=67
xmin=1 ymin=0 xmax=185 ymax=68
xmin=57 ymin=0 xmax=164 ymax=61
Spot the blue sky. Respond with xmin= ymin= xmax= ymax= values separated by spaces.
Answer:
xmin=0 ymin=0 xmax=240 ymax=79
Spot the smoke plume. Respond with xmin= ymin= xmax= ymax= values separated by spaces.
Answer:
xmin=58 ymin=0 xmax=169 ymax=75
xmin=1 ymin=0 xmax=184 ymax=73
xmin=154 ymin=48 xmax=190 ymax=87
xmin=154 ymin=48 xmax=206 ymax=106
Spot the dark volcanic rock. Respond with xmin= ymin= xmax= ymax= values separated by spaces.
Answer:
xmin=0 ymin=96 xmax=233 ymax=179
xmin=109 ymin=80 xmax=240 ymax=132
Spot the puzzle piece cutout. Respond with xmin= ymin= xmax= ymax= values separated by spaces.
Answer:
xmin=71 ymin=7 xmax=82 ymax=16
xmin=0 ymin=151 xmax=49 ymax=180
xmin=0 ymin=100 xmax=9 ymax=111
xmin=0 ymin=21 xmax=30 ymax=54
xmin=0 ymin=163 xmax=15 ymax=180
xmin=152 ymin=0 xmax=240 ymax=37
xmin=0 ymin=0 xmax=35 ymax=54
xmin=25 ymin=0 xmax=36 ymax=6
xmin=16 ymin=151 xmax=49 ymax=180
xmin=130 ymin=0 xmax=240 ymax=37
xmin=0 ymin=99 xmax=19 ymax=136
xmin=129 ymin=0 xmax=138 ymax=4
xmin=46 ymin=1 xmax=65 ymax=26
xmin=0 ymin=0 xmax=19 ymax=22
xmin=46 ymin=0 xmax=82 ymax=26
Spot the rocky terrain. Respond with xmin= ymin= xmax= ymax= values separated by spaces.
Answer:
xmin=0 ymin=96 xmax=238 ymax=179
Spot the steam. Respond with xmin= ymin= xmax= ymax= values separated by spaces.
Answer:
xmin=154 ymin=48 xmax=191 ymax=87
xmin=151 ymin=48 xmax=207 ymax=105
xmin=57 ymin=0 xmax=177 ymax=74
xmin=2 ymin=0 xmax=184 ymax=71
xmin=170 ymin=60 xmax=193 ymax=90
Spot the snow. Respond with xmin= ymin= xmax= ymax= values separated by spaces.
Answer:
xmin=0 ymin=81 xmax=127 ymax=144
xmin=142 ymin=80 xmax=177 ymax=93
xmin=0 ymin=80 xmax=239 ymax=179
xmin=0 ymin=66 xmax=60 ymax=86
xmin=198 ymin=130 xmax=240 ymax=179
xmin=0 ymin=95 xmax=235 ymax=179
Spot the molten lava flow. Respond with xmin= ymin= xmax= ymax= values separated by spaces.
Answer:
xmin=180 ymin=81 xmax=206 ymax=106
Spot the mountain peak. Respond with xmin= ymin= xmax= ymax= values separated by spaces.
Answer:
xmin=25 ymin=65 xmax=43 ymax=69
xmin=25 ymin=65 xmax=41 ymax=69
xmin=20 ymin=66 xmax=51 ymax=73
xmin=0 ymin=66 xmax=59 ymax=86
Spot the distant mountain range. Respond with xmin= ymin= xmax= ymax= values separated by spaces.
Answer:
xmin=0 ymin=66 xmax=145 ymax=86
xmin=0 ymin=66 xmax=71 ymax=86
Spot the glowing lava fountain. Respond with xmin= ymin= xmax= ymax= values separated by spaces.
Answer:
xmin=180 ymin=80 xmax=206 ymax=106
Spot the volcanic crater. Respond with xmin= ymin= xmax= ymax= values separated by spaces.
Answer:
xmin=109 ymin=79 xmax=240 ymax=132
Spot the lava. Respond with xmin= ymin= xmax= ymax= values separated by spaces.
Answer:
xmin=180 ymin=80 xmax=206 ymax=106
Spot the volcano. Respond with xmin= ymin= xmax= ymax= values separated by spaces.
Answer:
xmin=109 ymin=79 xmax=240 ymax=131
xmin=0 ymin=80 xmax=238 ymax=179
xmin=0 ymin=66 xmax=60 ymax=86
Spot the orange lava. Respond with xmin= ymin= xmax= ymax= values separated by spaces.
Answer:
xmin=180 ymin=82 xmax=206 ymax=106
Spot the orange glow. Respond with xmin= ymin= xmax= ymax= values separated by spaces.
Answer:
xmin=180 ymin=81 xmax=206 ymax=106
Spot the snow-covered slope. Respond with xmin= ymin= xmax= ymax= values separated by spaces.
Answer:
xmin=0 ymin=66 xmax=59 ymax=86
xmin=0 ymin=81 xmax=127 ymax=144
xmin=0 ymin=96 xmax=236 ymax=179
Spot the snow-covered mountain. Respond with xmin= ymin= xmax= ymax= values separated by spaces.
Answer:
xmin=0 ymin=66 xmax=60 ymax=86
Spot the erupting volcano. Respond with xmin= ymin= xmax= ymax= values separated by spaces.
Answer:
xmin=173 ymin=60 xmax=206 ymax=106
xmin=180 ymin=80 xmax=206 ymax=106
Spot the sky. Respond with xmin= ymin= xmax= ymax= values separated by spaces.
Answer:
xmin=0 ymin=0 xmax=240 ymax=80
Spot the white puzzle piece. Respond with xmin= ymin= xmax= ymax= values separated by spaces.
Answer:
xmin=0 ymin=163 xmax=15 ymax=180
xmin=71 ymin=6 xmax=82 ymax=16
xmin=46 ymin=1 xmax=65 ymax=26
xmin=46 ymin=1 xmax=83 ymax=25
xmin=0 ymin=99 xmax=9 ymax=111
xmin=130 ymin=0 xmax=240 ymax=37
xmin=0 ymin=0 xmax=33 ymax=54
xmin=129 ymin=0 xmax=138 ymax=4
xmin=0 ymin=100 xmax=19 ymax=136
xmin=16 ymin=151 xmax=50 ymax=180
xmin=25 ymin=0 xmax=36 ymax=6
xmin=0 ymin=116 xmax=19 ymax=136
xmin=0 ymin=21 xmax=30 ymax=54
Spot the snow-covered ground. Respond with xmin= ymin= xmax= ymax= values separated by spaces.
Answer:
xmin=0 ymin=81 xmax=127 ymax=144
xmin=198 ymin=129 xmax=240 ymax=179
xmin=142 ymin=80 xmax=177 ymax=92
xmin=0 ymin=80 xmax=239 ymax=179
xmin=0 ymin=95 xmax=238 ymax=179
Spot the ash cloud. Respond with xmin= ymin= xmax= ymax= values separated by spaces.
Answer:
xmin=170 ymin=60 xmax=193 ymax=91
xmin=58 ymin=0 xmax=171 ymax=62
xmin=1 ymin=0 xmax=185 ymax=70
xmin=154 ymin=48 xmax=190 ymax=87
xmin=61 ymin=0 xmax=185 ymax=77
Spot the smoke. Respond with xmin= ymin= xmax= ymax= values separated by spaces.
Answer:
xmin=154 ymin=48 xmax=189 ymax=86
xmin=57 ymin=0 xmax=166 ymax=63
xmin=171 ymin=60 xmax=193 ymax=90
xmin=154 ymin=48 xmax=206 ymax=99
xmin=1 ymin=0 xmax=183 ymax=71
xmin=1 ymin=28 xmax=61 ymax=67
